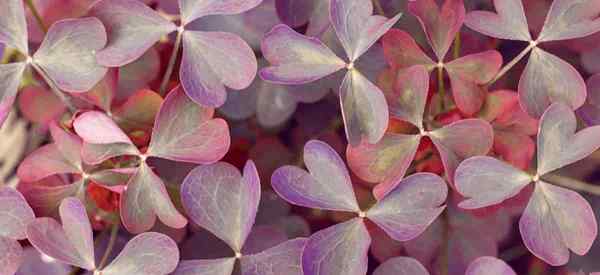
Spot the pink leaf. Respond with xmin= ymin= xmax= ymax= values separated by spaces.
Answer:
xmin=464 ymin=0 xmax=531 ymax=41
xmin=74 ymin=111 xmax=134 ymax=145
xmin=387 ymin=65 xmax=429 ymax=128
xmin=373 ymin=257 xmax=430 ymax=275
xmin=18 ymin=86 xmax=66 ymax=124
xmin=0 ymin=187 xmax=35 ymax=240
xmin=0 ymin=0 xmax=28 ymax=54
xmin=538 ymin=0 xmax=600 ymax=42
xmin=0 ymin=236 xmax=23 ymax=275
xmin=179 ymin=0 xmax=263 ymax=25
xmin=77 ymin=68 xmax=118 ymax=112
xmin=173 ymin=258 xmax=235 ymax=275
xmin=381 ymin=30 xmax=435 ymax=71
xmin=465 ymin=257 xmax=516 ymax=275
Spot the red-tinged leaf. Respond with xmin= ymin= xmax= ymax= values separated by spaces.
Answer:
xmin=0 ymin=187 xmax=35 ymax=240
xmin=340 ymin=69 xmax=389 ymax=146
xmin=518 ymin=47 xmax=587 ymax=118
xmin=429 ymin=119 xmax=494 ymax=185
xmin=121 ymin=163 xmax=187 ymax=234
xmin=368 ymin=173 xmax=447 ymax=241
xmin=260 ymin=24 xmax=346 ymax=85
xmin=408 ymin=0 xmax=465 ymax=61
xmin=447 ymin=74 xmax=486 ymax=116
xmin=49 ymin=123 xmax=82 ymax=169
xmin=373 ymin=257 xmax=430 ymax=275
xmin=478 ymin=90 xmax=520 ymax=122
xmin=538 ymin=0 xmax=600 ymax=42
xmin=0 ymin=0 xmax=28 ymax=54
xmin=330 ymin=0 xmax=402 ymax=62
xmin=464 ymin=0 xmax=531 ymax=41
xmin=81 ymin=143 xmax=141 ymax=165
xmin=20 ymin=181 xmax=83 ymax=217
xmin=18 ymin=86 xmax=66 ymax=124
xmin=494 ymin=130 xmax=535 ymax=170
xmin=17 ymin=144 xmax=80 ymax=182
xmin=455 ymin=156 xmax=532 ymax=209
xmin=302 ymin=219 xmax=370 ymax=275
xmin=89 ymin=168 xmax=136 ymax=187
xmin=33 ymin=18 xmax=108 ymax=92
xmin=465 ymin=257 xmax=516 ymax=275
xmin=180 ymin=30 xmax=257 ymax=107
xmin=240 ymin=238 xmax=307 ymax=275
xmin=271 ymin=140 xmax=360 ymax=212
xmin=26 ymin=198 xmax=95 ymax=270
xmin=181 ymin=160 xmax=260 ymax=253
xmin=179 ymin=0 xmax=263 ymax=25
xmin=173 ymin=258 xmax=236 ymax=275
xmin=381 ymin=29 xmax=436 ymax=71
xmin=99 ymin=232 xmax=179 ymax=275
xmin=347 ymin=134 xmax=420 ymax=193
xmin=113 ymin=89 xmax=163 ymax=132
xmin=519 ymin=181 xmax=597 ymax=266
xmin=275 ymin=0 xmax=316 ymax=27
xmin=74 ymin=111 xmax=134 ymax=145
xmin=118 ymin=47 xmax=161 ymax=100
xmin=0 ymin=62 xmax=27 ymax=127
xmin=147 ymin=87 xmax=230 ymax=164
xmin=77 ymin=68 xmax=118 ymax=112
xmin=91 ymin=0 xmax=177 ymax=67
xmin=387 ymin=65 xmax=429 ymax=128
xmin=445 ymin=50 xmax=502 ymax=84
xmin=537 ymin=103 xmax=600 ymax=176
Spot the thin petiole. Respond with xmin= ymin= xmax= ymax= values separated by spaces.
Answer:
xmin=437 ymin=65 xmax=446 ymax=111
xmin=25 ymin=0 xmax=47 ymax=34
xmin=31 ymin=62 xmax=77 ymax=112
xmin=543 ymin=173 xmax=600 ymax=196
xmin=372 ymin=0 xmax=385 ymax=16
xmin=487 ymin=42 xmax=536 ymax=86
xmin=159 ymin=29 xmax=184 ymax=95
xmin=98 ymin=223 xmax=120 ymax=270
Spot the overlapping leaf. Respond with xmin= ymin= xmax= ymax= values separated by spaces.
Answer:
xmin=373 ymin=257 xmax=430 ymax=275
xmin=465 ymin=257 xmax=516 ymax=275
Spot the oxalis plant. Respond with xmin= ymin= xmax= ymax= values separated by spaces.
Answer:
xmin=3 ymin=0 xmax=600 ymax=274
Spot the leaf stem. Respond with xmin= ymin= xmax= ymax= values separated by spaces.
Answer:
xmin=543 ymin=173 xmax=600 ymax=196
xmin=24 ymin=0 xmax=47 ymax=34
xmin=31 ymin=62 xmax=77 ymax=112
xmin=159 ymin=29 xmax=183 ymax=95
xmin=372 ymin=0 xmax=385 ymax=16
xmin=453 ymin=33 xmax=461 ymax=60
xmin=487 ymin=42 xmax=535 ymax=86
xmin=437 ymin=65 xmax=445 ymax=111
xmin=98 ymin=223 xmax=120 ymax=270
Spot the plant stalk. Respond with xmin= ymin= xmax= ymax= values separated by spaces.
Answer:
xmin=98 ymin=223 xmax=120 ymax=270
xmin=543 ymin=173 xmax=600 ymax=196
xmin=372 ymin=0 xmax=385 ymax=16
xmin=159 ymin=30 xmax=183 ymax=95
xmin=31 ymin=63 xmax=77 ymax=112
xmin=487 ymin=42 xmax=535 ymax=86
xmin=437 ymin=65 xmax=446 ymax=111
xmin=25 ymin=0 xmax=47 ymax=34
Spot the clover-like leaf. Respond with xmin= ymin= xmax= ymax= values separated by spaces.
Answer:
xmin=173 ymin=258 xmax=235 ymax=275
xmin=240 ymin=238 xmax=307 ymax=275
xmin=537 ymin=103 xmax=600 ymax=176
xmin=373 ymin=257 xmax=430 ymax=275
xmin=465 ymin=257 xmax=516 ymax=275
xmin=20 ymin=181 xmax=83 ymax=217
xmin=579 ymin=74 xmax=600 ymax=126
xmin=464 ymin=0 xmax=531 ymax=41
xmin=78 ymin=69 xmax=117 ymax=112
xmin=408 ymin=0 xmax=465 ymax=61
xmin=99 ymin=232 xmax=180 ymax=275
xmin=0 ymin=236 xmax=23 ymax=275
xmin=330 ymin=0 xmax=402 ymax=62
xmin=367 ymin=173 xmax=448 ymax=241
xmin=26 ymin=198 xmax=95 ymax=270
xmin=0 ymin=62 xmax=27 ymax=126
xmin=538 ymin=0 xmax=600 ymax=42
xmin=33 ymin=18 xmax=108 ymax=92
xmin=91 ymin=0 xmax=177 ymax=67
xmin=121 ymin=162 xmax=188 ymax=234
xmin=0 ymin=187 xmax=34 ymax=275
xmin=17 ymin=144 xmax=80 ymax=182
xmin=180 ymin=31 xmax=257 ymax=107
xmin=381 ymin=30 xmax=435 ymax=71
xmin=340 ymin=69 xmax=389 ymax=145
xmin=260 ymin=24 xmax=346 ymax=85
xmin=455 ymin=156 xmax=532 ymax=209
xmin=519 ymin=181 xmax=597 ymax=266
xmin=178 ymin=0 xmax=263 ymax=25
xmin=0 ymin=0 xmax=28 ymax=54
xmin=518 ymin=47 xmax=587 ymax=118
xmin=147 ymin=86 xmax=230 ymax=164
xmin=302 ymin=218 xmax=371 ymax=275
xmin=181 ymin=160 xmax=260 ymax=253
xmin=18 ymin=86 xmax=66 ymax=124
xmin=386 ymin=65 xmax=429 ymax=128
xmin=271 ymin=140 xmax=360 ymax=212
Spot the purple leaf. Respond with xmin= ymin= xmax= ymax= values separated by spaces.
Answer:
xmin=77 ymin=69 xmax=117 ymax=112
xmin=0 ymin=236 xmax=23 ymax=275
xmin=518 ymin=47 xmax=587 ymax=118
xmin=302 ymin=218 xmax=370 ymax=275
xmin=15 ymin=247 xmax=70 ymax=275
xmin=33 ymin=18 xmax=108 ymax=92
xmin=20 ymin=182 xmax=82 ymax=217
xmin=537 ymin=103 xmax=600 ymax=176
xmin=464 ymin=0 xmax=531 ymax=41
xmin=340 ymin=69 xmax=389 ymax=145
xmin=181 ymin=160 xmax=260 ymax=253
xmin=519 ymin=181 xmax=597 ymax=266
xmin=180 ymin=30 xmax=257 ymax=107
xmin=260 ymin=24 xmax=346 ymax=85
xmin=240 ymin=238 xmax=307 ymax=275
xmin=578 ymin=74 xmax=600 ymax=125
xmin=256 ymin=82 xmax=298 ymax=128
xmin=271 ymin=140 xmax=360 ymax=212
xmin=408 ymin=0 xmax=465 ymax=61
xmin=455 ymin=156 xmax=532 ymax=209
xmin=121 ymin=163 xmax=187 ymax=233
xmin=373 ymin=257 xmax=430 ymax=275
xmin=26 ymin=198 xmax=95 ymax=270
xmin=173 ymin=258 xmax=235 ymax=275
xmin=465 ymin=257 xmax=515 ymax=275
xmin=428 ymin=119 xmax=494 ymax=185
xmin=538 ymin=0 xmax=600 ymax=42
xmin=49 ymin=124 xmax=82 ymax=169
xmin=91 ymin=0 xmax=177 ymax=67
xmin=346 ymin=134 xmax=420 ymax=197
xmin=0 ymin=187 xmax=35 ymax=240
xmin=179 ymin=0 xmax=263 ymax=25
xmin=241 ymin=225 xmax=288 ymax=255
xmin=0 ymin=0 xmax=28 ymax=54
xmin=147 ymin=87 xmax=230 ymax=164
xmin=0 ymin=62 xmax=27 ymax=126
xmin=100 ymin=232 xmax=179 ymax=275
xmin=330 ymin=0 xmax=401 ymax=62
xmin=275 ymin=0 xmax=316 ymax=27
xmin=367 ymin=173 xmax=447 ymax=241
xmin=386 ymin=65 xmax=429 ymax=128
